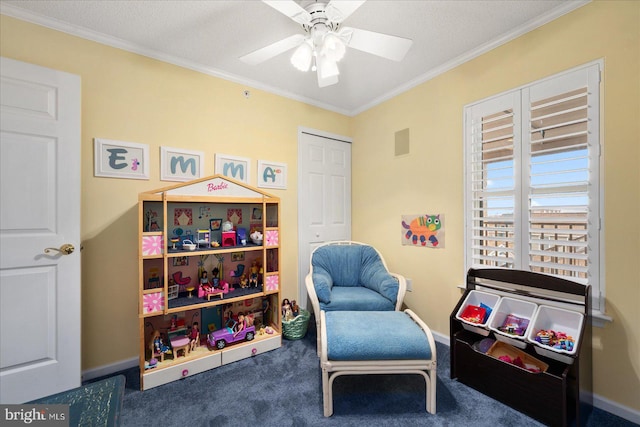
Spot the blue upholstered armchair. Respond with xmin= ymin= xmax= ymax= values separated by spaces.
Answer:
xmin=305 ymin=241 xmax=407 ymax=350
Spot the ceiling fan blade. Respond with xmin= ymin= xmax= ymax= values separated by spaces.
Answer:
xmin=342 ymin=27 xmax=413 ymax=61
xmin=325 ymin=0 xmax=367 ymax=23
xmin=239 ymin=34 xmax=305 ymax=66
xmin=262 ymin=0 xmax=312 ymax=25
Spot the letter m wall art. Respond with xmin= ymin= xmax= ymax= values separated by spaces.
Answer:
xmin=215 ymin=154 xmax=250 ymax=184
xmin=160 ymin=147 xmax=205 ymax=182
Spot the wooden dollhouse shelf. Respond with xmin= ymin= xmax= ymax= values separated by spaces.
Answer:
xmin=138 ymin=175 xmax=282 ymax=390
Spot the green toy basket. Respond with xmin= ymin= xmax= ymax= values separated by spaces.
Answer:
xmin=282 ymin=309 xmax=311 ymax=340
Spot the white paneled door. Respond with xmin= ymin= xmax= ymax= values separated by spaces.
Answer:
xmin=0 ymin=57 xmax=81 ymax=403
xmin=297 ymin=128 xmax=351 ymax=309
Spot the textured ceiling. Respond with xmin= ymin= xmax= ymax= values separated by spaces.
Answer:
xmin=1 ymin=0 xmax=588 ymax=115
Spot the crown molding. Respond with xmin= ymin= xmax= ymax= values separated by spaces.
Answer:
xmin=351 ymin=0 xmax=591 ymax=116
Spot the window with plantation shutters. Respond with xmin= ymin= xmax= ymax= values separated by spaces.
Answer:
xmin=464 ymin=62 xmax=603 ymax=312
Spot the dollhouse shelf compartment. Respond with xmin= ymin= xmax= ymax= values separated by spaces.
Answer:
xmin=450 ymin=268 xmax=591 ymax=427
xmin=165 ymin=288 xmax=265 ymax=312
xmin=166 ymin=243 xmax=264 ymax=255
xmin=138 ymin=175 xmax=282 ymax=391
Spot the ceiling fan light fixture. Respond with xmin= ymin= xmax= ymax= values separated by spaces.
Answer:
xmin=321 ymin=32 xmax=346 ymax=63
xmin=244 ymin=0 xmax=411 ymax=89
xmin=290 ymin=40 xmax=313 ymax=72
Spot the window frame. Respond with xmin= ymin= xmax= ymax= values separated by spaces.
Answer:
xmin=463 ymin=60 xmax=606 ymax=317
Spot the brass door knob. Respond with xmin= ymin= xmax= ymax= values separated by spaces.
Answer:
xmin=44 ymin=243 xmax=75 ymax=255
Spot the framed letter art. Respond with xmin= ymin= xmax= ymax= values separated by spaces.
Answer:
xmin=257 ymin=160 xmax=287 ymax=189
xmin=160 ymin=146 xmax=205 ymax=182
xmin=215 ymin=154 xmax=250 ymax=184
xmin=94 ymin=138 xmax=149 ymax=179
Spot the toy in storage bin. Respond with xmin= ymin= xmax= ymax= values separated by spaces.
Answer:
xmin=488 ymin=296 xmax=537 ymax=349
xmin=455 ymin=290 xmax=500 ymax=336
xmin=487 ymin=341 xmax=548 ymax=373
xmin=282 ymin=309 xmax=311 ymax=340
xmin=526 ymin=305 xmax=584 ymax=364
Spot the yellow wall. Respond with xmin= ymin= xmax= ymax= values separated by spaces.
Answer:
xmin=0 ymin=14 xmax=351 ymax=371
xmin=351 ymin=0 xmax=639 ymax=412
xmin=1 ymin=0 xmax=638 ymax=414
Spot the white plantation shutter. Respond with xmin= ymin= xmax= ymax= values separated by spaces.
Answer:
xmin=466 ymin=92 xmax=520 ymax=269
xmin=465 ymin=62 xmax=602 ymax=310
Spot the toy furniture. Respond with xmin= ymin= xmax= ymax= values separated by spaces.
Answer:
xmin=170 ymin=336 xmax=190 ymax=358
xmin=230 ymin=264 xmax=245 ymax=279
xmin=236 ymin=227 xmax=247 ymax=245
xmin=450 ymin=268 xmax=591 ymax=426
xmin=138 ymin=175 xmax=282 ymax=390
xmin=147 ymin=267 xmax=160 ymax=288
xmin=197 ymin=229 xmax=210 ymax=248
xmin=306 ymin=241 xmax=407 ymax=353
xmin=222 ymin=231 xmax=236 ymax=247
xmin=172 ymin=271 xmax=191 ymax=286
xmin=167 ymin=283 xmax=179 ymax=300
xmin=151 ymin=347 xmax=166 ymax=363
xmin=319 ymin=309 xmax=437 ymax=417
xmin=198 ymin=281 xmax=229 ymax=300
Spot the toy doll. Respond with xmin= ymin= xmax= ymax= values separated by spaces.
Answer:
xmin=212 ymin=267 xmax=220 ymax=288
xmin=200 ymin=271 xmax=211 ymax=292
xmin=249 ymin=272 xmax=258 ymax=288
xmin=233 ymin=315 xmax=246 ymax=337
xmin=291 ymin=300 xmax=300 ymax=317
xmin=282 ymin=299 xmax=293 ymax=321
xmin=189 ymin=322 xmax=200 ymax=351
xmin=251 ymin=260 xmax=263 ymax=286
xmin=150 ymin=330 xmax=170 ymax=355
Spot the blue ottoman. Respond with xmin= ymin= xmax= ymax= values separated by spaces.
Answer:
xmin=319 ymin=309 xmax=437 ymax=417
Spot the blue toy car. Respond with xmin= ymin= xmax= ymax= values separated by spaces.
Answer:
xmin=208 ymin=318 xmax=255 ymax=349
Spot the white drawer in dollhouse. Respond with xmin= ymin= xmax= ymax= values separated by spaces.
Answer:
xmin=143 ymin=353 xmax=222 ymax=390
xmin=222 ymin=334 xmax=281 ymax=365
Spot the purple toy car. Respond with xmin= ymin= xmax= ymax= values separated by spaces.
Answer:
xmin=208 ymin=318 xmax=255 ymax=349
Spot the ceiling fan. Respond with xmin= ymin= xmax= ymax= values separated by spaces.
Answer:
xmin=239 ymin=0 xmax=413 ymax=88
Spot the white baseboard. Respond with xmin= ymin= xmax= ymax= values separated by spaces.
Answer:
xmin=588 ymin=392 xmax=640 ymax=425
xmin=432 ymin=330 xmax=450 ymax=345
xmin=81 ymin=356 xmax=138 ymax=382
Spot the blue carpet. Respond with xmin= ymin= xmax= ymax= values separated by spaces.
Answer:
xmin=105 ymin=319 xmax=636 ymax=427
